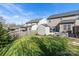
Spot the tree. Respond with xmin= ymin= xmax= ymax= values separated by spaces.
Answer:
xmin=0 ymin=18 xmax=12 ymax=49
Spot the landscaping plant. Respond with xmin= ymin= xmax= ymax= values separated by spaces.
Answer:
xmin=0 ymin=35 xmax=74 ymax=56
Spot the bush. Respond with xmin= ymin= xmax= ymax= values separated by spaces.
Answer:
xmin=31 ymin=36 xmax=72 ymax=56
xmin=0 ymin=35 xmax=73 ymax=56
xmin=0 ymin=24 xmax=13 ymax=49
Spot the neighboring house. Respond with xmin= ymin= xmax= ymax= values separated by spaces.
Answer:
xmin=6 ymin=10 xmax=79 ymax=37
xmin=47 ymin=10 xmax=79 ymax=37
xmin=23 ymin=18 xmax=42 ymax=34
xmin=7 ymin=24 xmax=28 ymax=39
xmin=47 ymin=17 xmax=61 ymax=32
xmin=38 ymin=18 xmax=48 ymax=25
xmin=6 ymin=24 xmax=17 ymax=31
xmin=23 ymin=18 xmax=50 ymax=35
xmin=31 ymin=24 xmax=38 ymax=31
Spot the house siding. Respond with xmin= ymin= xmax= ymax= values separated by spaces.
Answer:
xmin=48 ymin=18 xmax=61 ymax=27
xmin=75 ymin=20 xmax=79 ymax=25
xmin=60 ymin=23 xmax=74 ymax=33
xmin=59 ymin=15 xmax=79 ymax=33
xmin=61 ymin=15 xmax=79 ymax=20
xmin=37 ymin=25 xmax=50 ymax=35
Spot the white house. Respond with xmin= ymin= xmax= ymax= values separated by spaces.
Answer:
xmin=38 ymin=18 xmax=48 ymax=25
xmin=23 ymin=18 xmax=50 ymax=35
xmin=37 ymin=24 xmax=50 ymax=35
xmin=31 ymin=24 xmax=38 ymax=31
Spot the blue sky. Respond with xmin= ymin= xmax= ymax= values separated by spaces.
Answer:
xmin=0 ymin=3 xmax=79 ymax=25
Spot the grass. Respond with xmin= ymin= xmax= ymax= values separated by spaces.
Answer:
xmin=67 ymin=38 xmax=79 ymax=56
xmin=0 ymin=35 xmax=79 ymax=56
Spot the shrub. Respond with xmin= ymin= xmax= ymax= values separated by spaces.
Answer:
xmin=0 ymin=35 xmax=73 ymax=56
xmin=0 ymin=24 xmax=13 ymax=50
xmin=31 ymin=36 xmax=72 ymax=56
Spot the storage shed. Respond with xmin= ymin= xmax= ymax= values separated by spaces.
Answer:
xmin=37 ymin=24 xmax=50 ymax=35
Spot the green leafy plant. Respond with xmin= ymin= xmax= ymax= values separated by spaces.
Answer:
xmin=0 ymin=24 xmax=13 ymax=50
xmin=0 ymin=35 xmax=74 ymax=56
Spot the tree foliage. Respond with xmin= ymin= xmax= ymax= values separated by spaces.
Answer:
xmin=0 ymin=23 xmax=12 ymax=49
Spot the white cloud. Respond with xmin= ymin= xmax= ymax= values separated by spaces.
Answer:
xmin=1 ymin=14 xmax=29 ymax=25
xmin=0 ymin=3 xmax=36 ymax=25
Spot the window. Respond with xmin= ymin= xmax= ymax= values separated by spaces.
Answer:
xmin=68 ymin=24 xmax=71 ymax=30
xmin=50 ymin=26 xmax=57 ymax=32
xmin=63 ymin=24 xmax=67 ymax=30
xmin=63 ymin=24 xmax=71 ymax=31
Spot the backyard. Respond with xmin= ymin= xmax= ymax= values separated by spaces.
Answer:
xmin=0 ymin=34 xmax=79 ymax=56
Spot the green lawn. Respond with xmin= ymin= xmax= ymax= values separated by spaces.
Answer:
xmin=0 ymin=35 xmax=79 ymax=56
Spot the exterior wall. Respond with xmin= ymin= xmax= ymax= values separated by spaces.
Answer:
xmin=61 ymin=15 xmax=79 ymax=20
xmin=60 ymin=24 xmax=63 ymax=32
xmin=48 ymin=18 xmax=61 ymax=27
xmin=60 ymin=23 xmax=74 ymax=33
xmin=37 ymin=25 xmax=46 ymax=35
xmin=32 ymin=23 xmax=37 ymax=25
xmin=24 ymin=22 xmax=38 ymax=34
xmin=26 ymin=23 xmax=32 ymax=26
xmin=38 ymin=18 xmax=48 ymax=25
xmin=27 ymin=27 xmax=31 ymax=34
xmin=48 ymin=15 xmax=79 ymax=33
xmin=48 ymin=18 xmax=61 ymax=32
xmin=45 ymin=27 xmax=50 ymax=35
xmin=37 ymin=25 xmax=50 ymax=35
xmin=24 ymin=23 xmax=37 ymax=27
xmin=59 ymin=15 xmax=79 ymax=33
xmin=75 ymin=20 xmax=79 ymax=26
xmin=31 ymin=24 xmax=38 ymax=31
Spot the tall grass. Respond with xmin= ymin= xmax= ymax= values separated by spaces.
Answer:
xmin=0 ymin=35 xmax=76 ymax=56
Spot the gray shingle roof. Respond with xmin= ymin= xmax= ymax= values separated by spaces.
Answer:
xmin=26 ymin=18 xmax=42 ymax=24
xmin=47 ymin=10 xmax=79 ymax=20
